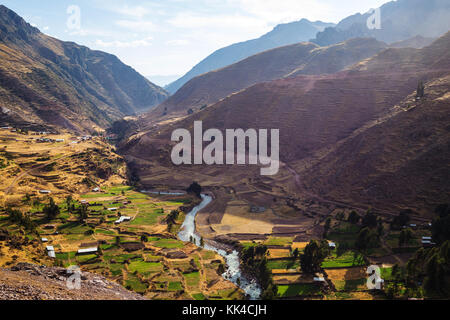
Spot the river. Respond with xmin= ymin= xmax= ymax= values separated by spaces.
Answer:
xmin=178 ymin=194 xmax=262 ymax=300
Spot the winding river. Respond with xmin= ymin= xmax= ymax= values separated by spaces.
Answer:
xmin=178 ymin=194 xmax=262 ymax=300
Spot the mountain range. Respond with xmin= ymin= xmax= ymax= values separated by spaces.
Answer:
xmin=313 ymin=0 xmax=450 ymax=46
xmin=0 ymin=5 xmax=168 ymax=132
xmin=124 ymin=32 xmax=450 ymax=215
xmin=165 ymin=19 xmax=334 ymax=94
xmin=150 ymin=38 xmax=388 ymax=120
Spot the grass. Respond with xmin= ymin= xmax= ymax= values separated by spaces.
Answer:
xmin=267 ymin=259 xmax=299 ymax=270
xmin=333 ymin=279 xmax=367 ymax=292
xmin=184 ymin=271 xmax=200 ymax=287
xmin=109 ymin=264 xmax=123 ymax=276
xmin=192 ymin=293 xmax=206 ymax=300
xmin=125 ymin=274 xmax=148 ymax=294
xmin=168 ymin=281 xmax=183 ymax=291
xmin=322 ymin=251 xmax=366 ymax=268
xmin=277 ymin=284 xmax=321 ymax=298
xmin=265 ymin=237 xmax=293 ymax=247
xmin=130 ymin=208 xmax=166 ymax=226
xmin=152 ymin=238 xmax=184 ymax=249
xmin=380 ymin=267 xmax=393 ymax=281
xmin=128 ymin=261 xmax=163 ymax=275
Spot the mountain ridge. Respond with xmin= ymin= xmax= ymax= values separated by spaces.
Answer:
xmin=0 ymin=5 xmax=168 ymax=132
xmin=165 ymin=19 xmax=334 ymax=94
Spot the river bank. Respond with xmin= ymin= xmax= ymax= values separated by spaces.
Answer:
xmin=178 ymin=194 xmax=262 ymax=300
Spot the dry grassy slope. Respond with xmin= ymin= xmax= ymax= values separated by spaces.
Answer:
xmin=0 ymin=5 xmax=168 ymax=132
xmin=124 ymin=32 xmax=450 ymax=215
xmin=147 ymin=38 xmax=387 ymax=121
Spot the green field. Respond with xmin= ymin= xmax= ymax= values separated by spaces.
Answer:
xmin=277 ymin=284 xmax=321 ymax=298
xmin=322 ymin=251 xmax=366 ymax=268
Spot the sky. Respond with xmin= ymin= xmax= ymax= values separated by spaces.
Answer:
xmin=0 ymin=0 xmax=390 ymax=85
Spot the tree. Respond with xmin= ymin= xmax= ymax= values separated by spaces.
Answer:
xmin=77 ymin=204 xmax=89 ymax=222
xmin=66 ymin=195 xmax=73 ymax=212
xmin=399 ymin=228 xmax=413 ymax=247
xmin=43 ymin=198 xmax=60 ymax=220
xmin=217 ymin=263 xmax=225 ymax=275
xmin=432 ymin=204 xmax=450 ymax=245
xmin=292 ymin=248 xmax=299 ymax=260
xmin=323 ymin=217 xmax=332 ymax=237
xmin=361 ymin=209 xmax=378 ymax=228
xmin=348 ymin=211 xmax=360 ymax=224
xmin=141 ymin=235 xmax=148 ymax=243
xmin=187 ymin=182 xmax=202 ymax=198
xmin=356 ymin=227 xmax=380 ymax=252
xmin=200 ymin=237 xmax=204 ymax=247
xmin=391 ymin=210 xmax=411 ymax=230
xmin=300 ymin=240 xmax=330 ymax=273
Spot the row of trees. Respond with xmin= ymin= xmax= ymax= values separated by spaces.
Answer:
xmin=240 ymin=244 xmax=277 ymax=299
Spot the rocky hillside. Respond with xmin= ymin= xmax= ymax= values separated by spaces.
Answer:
xmin=148 ymin=38 xmax=387 ymax=121
xmin=165 ymin=19 xmax=334 ymax=94
xmin=0 ymin=263 xmax=145 ymax=300
xmin=0 ymin=5 xmax=168 ymax=132
xmin=313 ymin=0 xmax=450 ymax=46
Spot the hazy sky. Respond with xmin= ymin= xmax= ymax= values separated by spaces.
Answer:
xmin=1 ymin=0 xmax=390 ymax=82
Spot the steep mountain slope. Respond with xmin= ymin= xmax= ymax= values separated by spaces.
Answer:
xmin=149 ymin=38 xmax=387 ymax=121
xmin=313 ymin=0 xmax=450 ymax=46
xmin=165 ymin=19 xmax=334 ymax=94
xmin=123 ymin=32 xmax=450 ymax=215
xmin=0 ymin=5 xmax=168 ymax=132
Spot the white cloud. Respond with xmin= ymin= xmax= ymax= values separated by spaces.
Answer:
xmin=229 ymin=0 xmax=332 ymax=23
xmin=115 ymin=19 xmax=156 ymax=32
xmin=109 ymin=5 xmax=151 ymax=19
xmin=95 ymin=37 xmax=153 ymax=48
xmin=168 ymin=12 xmax=267 ymax=29
xmin=166 ymin=39 xmax=190 ymax=46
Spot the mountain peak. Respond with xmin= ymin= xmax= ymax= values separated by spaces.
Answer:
xmin=0 ymin=5 xmax=40 ymax=43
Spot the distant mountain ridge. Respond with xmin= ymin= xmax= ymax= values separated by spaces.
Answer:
xmin=149 ymin=37 xmax=387 ymax=120
xmin=313 ymin=0 xmax=450 ymax=46
xmin=165 ymin=19 xmax=334 ymax=94
xmin=0 ymin=5 xmax=168 ymax=132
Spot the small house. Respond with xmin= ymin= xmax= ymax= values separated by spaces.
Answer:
xmin=41 ymin=238 xmax=48 ymax=243
xmin=328 ymin=242 xmax=336 ymax=249
xmin=39 ymin=190 xmax=52 ymax=194
xmin=108 ymin=207 xmax=118 ymax=212
xmin=77 ymin=247 xmax=98 ymax=255
xmin=46 ymin=246 xmax=56 ymax=258
xmin=92 ymin=187 xmax=100 ymax=192
xmin=115 ymin=216 xmax=131 ymax=225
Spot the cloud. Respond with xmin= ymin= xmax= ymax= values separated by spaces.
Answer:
xmin=95 ymin=37 xmax=153 ymax=48
xmin=108 ymin=4 xmax=151 ymax=19
xmin=166 ymin=39 xmax=190 ymax=46
xmin=115 ymin=19 xmax=156 ymax=32
xmin=168 ymin=12 xmax=267 ymax=30
xmin=229 ymin=0 xmax=331 ymax=23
